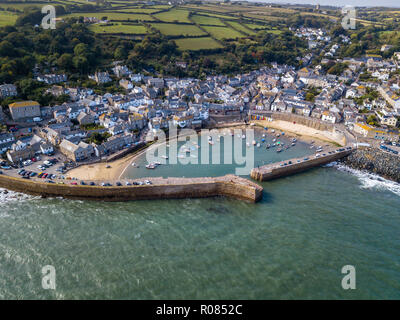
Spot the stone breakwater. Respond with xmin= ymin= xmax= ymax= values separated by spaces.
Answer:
xmin=341 ymin=147 xmax=400 ymax=183
xmin=251 ymin=148 xmax=353 ymax=181
xmin=0 ymin=174 xmax=263 ymax=203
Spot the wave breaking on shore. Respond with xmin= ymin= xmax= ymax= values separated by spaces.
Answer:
xmin=335 ymin=164 xmax=400 ymax=197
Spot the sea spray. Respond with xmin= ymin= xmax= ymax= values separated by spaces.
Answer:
xmin=335 ymin=164 xmax=400 ymax=197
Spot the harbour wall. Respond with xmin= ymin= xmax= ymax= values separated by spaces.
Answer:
xmin=0 ymin=174 xmax=263 ymax=203
xmin=341 ymin=147 xmax=400 ymax=183
xmin=251 ymin=149 xmax=353 ymax=181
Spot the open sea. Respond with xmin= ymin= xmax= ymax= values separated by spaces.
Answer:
xmin=0 ymin=130 xmax=399 ymax=299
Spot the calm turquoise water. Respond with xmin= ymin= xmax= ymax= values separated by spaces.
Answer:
xmin=0 ymin=130 xmax=399 ymax=299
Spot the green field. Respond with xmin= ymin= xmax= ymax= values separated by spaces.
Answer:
xmin=88 ymin=23 xmax=147 ymax=34
xmin=153 ymin=8 xmax=191 ymax=23
xmin=0 ymin=11 xmax=17 ymax=26
xmin=114 ymin=8 xmax=163 ymax=14
xmin=225 ymin=21 xmax=255 ymax=35
xmin=244 ymin=23 xmax=269 ymax=30
xmin=192 ymin=12 xmax=239 ymax=20
xmin=202 ymin=26 xmax=245 ymax=40
xmin=150 ymin=23 xmax=206 ymax=36
xmin=174 ymin=37 xmax=223 ymax=51
xmin=63 ymin=12 xmax=155 ymax=21
xmin=0 ymin=2 xmax=46 ymax=10
xmin=191 ymin=14 xmax=225 ymax=26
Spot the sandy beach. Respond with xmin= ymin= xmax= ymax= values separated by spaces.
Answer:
xmin=66 ymin=146 xmax=150 ymax=181
xmin=250 ymin=120 xmax=346 ymax=146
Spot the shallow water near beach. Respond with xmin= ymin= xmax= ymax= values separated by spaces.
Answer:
xmin=0 ymin=130 xmax=400 ymax=299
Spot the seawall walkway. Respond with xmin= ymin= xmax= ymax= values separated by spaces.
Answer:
xmin=0 ymin=174 xmax=263 ymax=203
xmin=251 ymin=147 xmax=353 ymax=182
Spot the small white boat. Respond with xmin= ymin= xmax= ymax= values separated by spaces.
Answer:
xmin=154 ymin=161 xmax=161 ymax=166
xmin=146 ymin=163 xmax=156 ymax=169
xmin=209 ymin=141 xmax=214 ymax=145
xmin=178 ymin=154 xmax=185 ymax=159
xmin=262 ymin=134 xmax=266 ymax=138
xmin=252 ymin=140 xmax=256 ymax=146
xmin=256 ymin=143 xmax=261 ymax=148
xmin=271 ymin=129 xmax=275 ymax=133
xmin=310 ymin=145 xmax=314 ymax=149
xmin=246 ymin=142 xmax=250 ymax=147
xmin=161 ymin=155 xmax=168 ymax=159
xmin=242 ymin=135 xmax=246 ymax=139
xmin=272 ymin=138 xmax=276 ymax=142
xmin=166 ymin=144 xmax=170 ymax=148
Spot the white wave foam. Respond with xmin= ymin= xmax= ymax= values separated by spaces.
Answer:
xmin=335 ymin=164 xmax=400 ymax=197
xmin=0 ymin=188 xmax=37 ymax=212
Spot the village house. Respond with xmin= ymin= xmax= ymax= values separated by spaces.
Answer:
xmin=59 ymin=139 xmax=94 ymax=161
xmin=37 ymin=74 xmax=67 ymax=84
xmin=8 ymin=101 xmax=41 ymax=121
xmin=0 ymin=84 xmax=17 ymax=98
xmin=0 ymin=133 xmax=15 ymax=154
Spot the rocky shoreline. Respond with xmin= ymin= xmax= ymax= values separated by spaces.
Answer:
xmin=341 ymin=147 xmax=400 ymax=183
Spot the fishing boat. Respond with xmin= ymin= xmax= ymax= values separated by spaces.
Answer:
xmin=261 ymin=138 xmax=265 ymax=142
xmin=252 ymin=140 xmax=256 ymax=146
xmin=291 ymin=142 xmax=296 ymax=147
xmin=209 ymin=140 xmax=215 ymax=145
xmin=276 ymin=133 xmax=280 ymax=137
xmin=272 ymin=138 xmax=276 ymax=142
xmin=262 ymin=134 xmax=266 ymax=138
xmin=271 ymin=129 xmax=275 ymax=133
xmin=281 ymin=132 xmax=285 ymax=136
xmin=266 ymin=144 xmax=271 ymax=149
xmin=146 ymin=163 xmax=156 ymax=169
xmin=276 ymin=148 xmax=282 ymax=153
xmin=292 ymin=138 xmax=297 ymax=142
